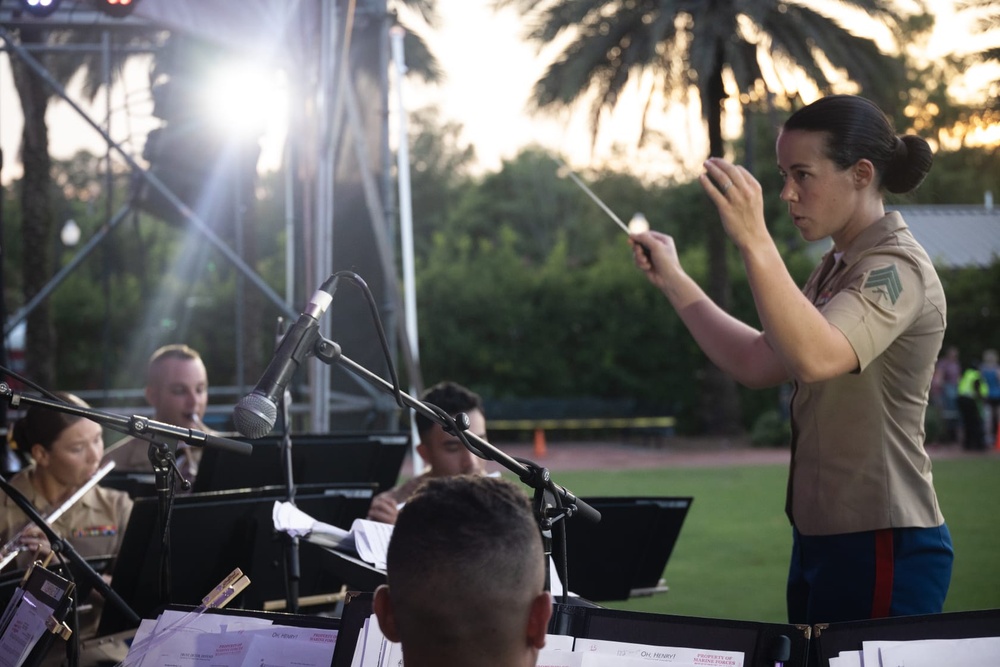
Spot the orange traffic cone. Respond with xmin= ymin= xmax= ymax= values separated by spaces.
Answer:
xmin=533 ymin=428 xmax=547 ymax=458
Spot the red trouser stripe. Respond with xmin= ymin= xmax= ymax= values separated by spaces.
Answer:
xmin=871 ymin=528 xmax=895 ymax=618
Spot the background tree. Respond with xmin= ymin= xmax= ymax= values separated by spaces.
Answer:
xmin=960 ymin=0 xmax=1000 ymax=110
xmin=494 ymin=0 xmax=921 ymax=434
xmin=7 ymin=24 xmax=163 ymax=387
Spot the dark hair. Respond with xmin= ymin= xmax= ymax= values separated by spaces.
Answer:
xmin=387 ymin=475 xmax=542 ymax=607
xmin=414 ymin=381 xmax=483 ymax=439
xmin=388 ymin=475 xmax=539 ymax=578
xmin=783 ymin=95 xmax=933 ymax=194
xmin=384 ymin=475 xmax=545 ymax=655
xmin=10 ymin=392 xmax=90 ymax=453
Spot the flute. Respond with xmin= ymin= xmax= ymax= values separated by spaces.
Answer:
xmin=0 ymin=460 xmax=116 ymax=570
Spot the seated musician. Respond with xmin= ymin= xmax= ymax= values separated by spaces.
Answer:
xmin=367 ymin=381 xmax=489 ymax=525
xmin=0 ymin=392 xmax=133 ymax=642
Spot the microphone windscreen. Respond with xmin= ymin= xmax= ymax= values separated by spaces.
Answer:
xmin=233 ymin=393 xmax=278 ymax=439
xmin=769 ymin=635 xmax=791 ymax=662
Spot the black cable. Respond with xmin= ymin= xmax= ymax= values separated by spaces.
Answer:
xmin=332 ymin=271 xmax=405 ymax=410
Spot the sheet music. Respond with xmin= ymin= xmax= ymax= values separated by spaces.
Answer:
xmin=346 ymin=520 xmax=393 ymax=569
xmin=827 ymin=651 xmax=862 ymax=667
xmin=0 ymin=563 xmax=74 ymax=667
xmin=272 ymin=500 xmax=347 ymax=541
xmin=0 ymin=592 xmax=52 ymax=667
xmin=122 ymin=609 xmax=275 ymax=667
xmin=576 ymin=637 xmax=744 ymax=666
xmin=121 ymin=610 xmax=339 ymax=667
xmin=194 ymin=627 xmax=337 ymax=667
xmin=871 ymin=636 xmax=1000 ymax=666
xmin=353 ymin=614 xmax=396 ymax=667
xmin=273 ymin=502 xmax=393 ymax=568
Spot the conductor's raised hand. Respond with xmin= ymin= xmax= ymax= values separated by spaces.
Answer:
xmin=699 ymin=157 xmax=769 ymax=251
xmin=630 ymin=229 xmax=682 ymax=290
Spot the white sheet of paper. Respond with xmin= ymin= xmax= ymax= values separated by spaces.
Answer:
xmin=829 ymin=650 xmax=862 ymax=667
xmin=537 ymin=650 xmax=584 ymax=667
xmin=877 ymin=636 xmax=1000 ymax=667
xmin=124 ymin=609 xmax=275 ymax=667
xmin=228 ymin=627 xmax=339 ymax=667
xmin=545 ymin=634 xmax=576 ymax=651
xmin=580 ymin=654 xmax=683 ymax=667
xmin=358 ymin=614 xmax=395 ymax=667
xmin=349 ymin=520 xmax=394 ymax=569
xmin=0 ymin=592 xmax=52 ymax=667
xmin=576 ymin=637 xmax=743 ymax=666
xmin=349 ymin=617 xmax=369 ymax=667
xmin=273 ymin=500 xmax=347 ymax=540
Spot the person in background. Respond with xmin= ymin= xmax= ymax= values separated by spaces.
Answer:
xmin=979 ymin=349 xmax=1000 ymax=448
xmin=0 ymin=392 xmax=133 ymax=642
xmin=930 ymin=345 xmax=962 ymax=443
xmin=956 ymin=363 xmax=987 ymax=451
xmin=366 ymin=381 xmax=487 ymax=525
xmin=631 ymin=94 xmax=953 ymax=625
xmin=372 ymin=475 xmax=552 ymax=667
xmin=102 ymin=344 xmax=210 ymax=483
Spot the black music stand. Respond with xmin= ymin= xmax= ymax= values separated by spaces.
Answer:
xmin=553 ymin=496 xmax=692 ymax=602
xmin=98 ymin=483 xmax=376 ymax=636
xmin=191 ymin=432 xmax=409 ymax=495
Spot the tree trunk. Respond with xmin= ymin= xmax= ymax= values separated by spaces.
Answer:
xmin=11 ymin=31 xmax=56 ymax=388
xmin=700 ymin=54 xmax=742 ymax=436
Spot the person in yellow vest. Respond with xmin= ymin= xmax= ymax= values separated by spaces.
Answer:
xmin=957 ymin=365 xmax=988 ymax=451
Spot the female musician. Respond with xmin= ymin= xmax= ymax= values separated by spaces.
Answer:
xmin=0 ymin=392 xmax=133 ymax=640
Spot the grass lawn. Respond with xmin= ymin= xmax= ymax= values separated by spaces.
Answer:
xmin=542 ymin=456 xmax=1000 ymax=623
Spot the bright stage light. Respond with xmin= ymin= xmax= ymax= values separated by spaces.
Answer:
xmin=93 ymin=0 xmax=140 ymax=18
xmin=200 ymin=62 xmax=288 ymax=140
xmin=19 ymin=0 xmax=61 ymax=18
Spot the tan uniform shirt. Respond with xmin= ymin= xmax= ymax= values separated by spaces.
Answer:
xmin=790 ymin=212 xmax=946 ymax=535
xmin=0 ymin=467 xmax=133 ymax=639
xmin=0 ymin=466 xmax=133 ymax=570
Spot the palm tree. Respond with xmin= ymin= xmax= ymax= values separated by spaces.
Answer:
xmin=495 ymin=0 xmax=914 ymax=434
xmin=392 ymin=0 xmax=444 ymax=83
xmin=8 ymin=23 xmax=164 ymax=387
xmin=960 ymin=0 xmax=1000 ymax=109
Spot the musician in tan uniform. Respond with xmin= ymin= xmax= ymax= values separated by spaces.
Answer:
xmin=102 ymin=343 xmax=211 ymax=484
xmin=0 ymin=392 xmax=132 ymax=641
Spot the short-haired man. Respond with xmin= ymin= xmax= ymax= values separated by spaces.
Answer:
xmin=373 ymin=475 xmax=552 ymax=667
xmin=367 ymin=381 xmax=487 ymax=524
xmin=102 ymin=344 xmax=210 ymax=481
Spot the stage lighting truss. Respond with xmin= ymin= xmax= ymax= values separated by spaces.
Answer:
xmin=19 ymin=0 xmax=62 ymax=18
xmin=93 ymin=0 xmax=139 ymax=18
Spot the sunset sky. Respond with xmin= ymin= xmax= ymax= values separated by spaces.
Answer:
xmin=1 ymin=0 xmax=997 ymax=186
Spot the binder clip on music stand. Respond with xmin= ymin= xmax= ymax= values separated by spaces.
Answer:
xmin=232 ymin=272 xmax=601 ymax=601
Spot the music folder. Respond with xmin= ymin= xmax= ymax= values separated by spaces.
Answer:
xmin=0 ymin=562 xmax=76 ymax=666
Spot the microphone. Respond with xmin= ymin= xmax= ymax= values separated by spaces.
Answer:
xmin=233 ymin=278 xmax=338 ymax=438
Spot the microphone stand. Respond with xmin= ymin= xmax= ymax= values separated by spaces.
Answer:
xmin=308 ymin=336 xmax=600 ymax=600
xmin=0 ymin=382 xmax=254 ymax=627
xmin=0 ymin=476 xmax=141 ymax=644
xmin=279 ymin=387 xmax=300 ymax=613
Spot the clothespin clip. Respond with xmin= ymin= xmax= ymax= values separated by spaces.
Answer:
xmin=202 ymin=568 xmax=251 ymax=610
xmin=46 ymin=616 xmax=73 ymax=640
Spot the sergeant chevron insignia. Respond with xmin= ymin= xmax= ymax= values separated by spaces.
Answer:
xmin=862 ymin=265 xmax=902 ymax=305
